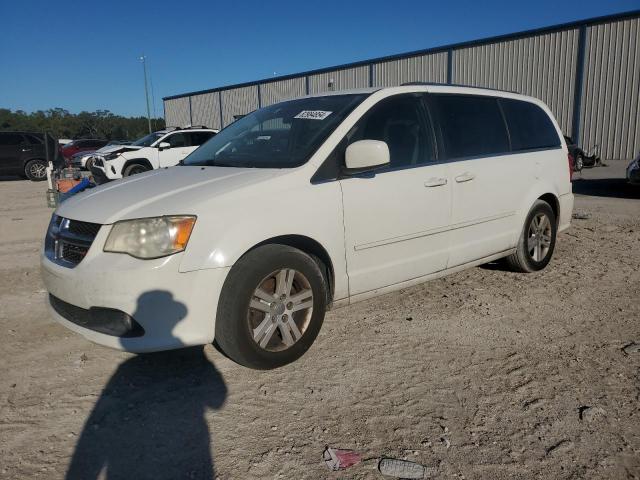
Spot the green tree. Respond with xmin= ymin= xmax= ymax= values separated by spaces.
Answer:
xmin=0 ymin=108 xmax=165 ymax=141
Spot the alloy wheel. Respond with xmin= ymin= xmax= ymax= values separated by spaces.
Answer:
xmin=30 ymin=162 xmax=47 ymax=179
xmin=527 ymin=213 xmax=552 ymax=262
xmin=247 ymin=268 xmax=313 ymax=352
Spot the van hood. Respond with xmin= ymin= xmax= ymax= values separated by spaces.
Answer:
xmin=56 ymin=166 xmax=283 ymax=225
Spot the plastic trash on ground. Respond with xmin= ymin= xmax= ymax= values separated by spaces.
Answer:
xmin=322 ymin=447 xmax=362 ymax=471
xmin=378 ymin=457 xmax=437 ymax=478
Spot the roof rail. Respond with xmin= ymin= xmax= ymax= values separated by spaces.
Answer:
xmin=401 ymin=81 xmax=519 ymax=94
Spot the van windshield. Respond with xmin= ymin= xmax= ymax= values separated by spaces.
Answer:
xmin=183 ymin=94 xmax=368 ymax=168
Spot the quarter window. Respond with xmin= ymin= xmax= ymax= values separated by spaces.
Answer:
xmin=500 ymin=99 xmax=560 ymax=151
xmin=432 ymin=95 xmax=509 ymax=159
xmin=348 ymin=94 xmax=434 ymax=168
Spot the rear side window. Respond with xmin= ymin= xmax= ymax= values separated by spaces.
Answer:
xmin=0 ymin=133 xmax=25 ymax=146
xmin=431 ymin=95 xmax=509 ymax=159
xmin=188 ymin=131 xmax=215 ymax=146
xmin=24 ymin=134 xmax=43 ymax=144
xmin=501 ymin=99 xmax=560 ymax=151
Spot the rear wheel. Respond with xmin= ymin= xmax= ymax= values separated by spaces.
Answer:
xmin=505 ymin=200 xmax=557 ymax=273
xmin=24 ymin=159 xmax=48 ymax=181
xmin=215 ymin=244 xmax=328 ymax=369
xmin=123 ymin=163 xmax=149 ymax=176
xmin=574 ymin=154 xmax=584 ymax=171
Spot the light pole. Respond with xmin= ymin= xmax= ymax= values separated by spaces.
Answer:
xmin=139 ymin=55 xmax=152 ymax=134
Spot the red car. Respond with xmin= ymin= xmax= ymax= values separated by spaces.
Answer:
xmin=61 ymin=139 xmax=108 ymax=161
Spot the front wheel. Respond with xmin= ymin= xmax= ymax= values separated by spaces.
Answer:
xmin=215 ymin=244 xmax=328 ymax=369
xmin=574 ymin=154 xmax=584 ymax=171
xmin=123 ymin=163 xmax=149 ymax=176
xmin=505 ymin=200 xmax=557 ymax=273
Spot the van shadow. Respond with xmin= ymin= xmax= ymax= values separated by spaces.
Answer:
xmin=572 ymin=177 xmax=640 ymax=200
xmin=66 ymin=291 xmax=227 ymax=480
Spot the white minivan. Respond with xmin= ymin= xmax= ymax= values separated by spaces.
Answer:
xmin=41 ymin=85 xmax=573 ymax=369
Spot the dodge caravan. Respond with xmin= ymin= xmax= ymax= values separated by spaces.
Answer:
xmin=41 ymin=85 xmax=573 ymax=369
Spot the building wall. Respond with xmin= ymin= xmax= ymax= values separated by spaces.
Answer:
xmin=163 ymin=97 xmax=190 ymax=127
xmin=221 ymin=85 xmax=259 ymax=127
xmin=307 ymin=66 xmax=370 ymax=94
xmin=164 ymin=12 xmax=640 ymax=160
xmin=579 ymin=17 xmax=640 ymax=160
xmin=260 ymin=77 xmax=306 ymax=106
xmin=373 ymin=52 xmax=448 ymax=87
xmin=452 ymin=29 xmax=579 ymax=136
xmin=190 ymin=92 xmax=221 ymax=130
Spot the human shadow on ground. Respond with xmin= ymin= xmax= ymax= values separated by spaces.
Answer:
xmin=66 ymin=291 xmax=227 ymax=480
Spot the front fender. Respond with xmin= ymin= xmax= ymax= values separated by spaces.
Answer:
xmin=178 ymin=180 xmax=349 ymax=301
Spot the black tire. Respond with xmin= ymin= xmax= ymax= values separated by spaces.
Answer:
xmin=505 ymin=200 xmax=557 ymax=273
xmin=24 ymin=159 xmax=48 ymax=181
xmin=574 ymin=154 xmax=584 ymax=171
xmin=84 ymin=157 xmax=94 ymax=172
xmin=215 ymin=244 xmax=328 ymax=369
xmin=123 ymin=163 xmax=149 ymax=176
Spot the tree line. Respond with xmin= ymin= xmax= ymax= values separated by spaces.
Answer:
xmin=0 ymin=108 xmax=165 ymax=141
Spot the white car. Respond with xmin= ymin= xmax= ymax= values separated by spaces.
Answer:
xmin=41 ymin=85 xmax=573 ymax=369
xmin=71 ymin=143 xmax=140 ymax=170
xmin=90 ymin=127 xmax=217 ymax=183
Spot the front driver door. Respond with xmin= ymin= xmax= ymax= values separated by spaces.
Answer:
xmin=158 ymin=132 xmax=191 ymax=167
xmin=339 ymin=94 xmax=451 ymax=296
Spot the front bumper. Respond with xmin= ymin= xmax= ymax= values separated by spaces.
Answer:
xmin=40 ymin=229 xmax=230 ymax=352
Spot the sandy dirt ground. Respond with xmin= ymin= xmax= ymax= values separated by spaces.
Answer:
xmin=0 ymin=162 xmax=639 ymax=480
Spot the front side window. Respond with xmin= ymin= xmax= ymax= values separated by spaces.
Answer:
xmin=501 ymin=99 xmax=561 ymax=151
xmin=432 ymin=94 xmax=509 ymax=159
xmin=346 ymin=94 xmax=434 ymax=168
xmin=166 ymin=133 xmax=187 ymax=148
xmin=184 ymin=94 xmax=367 ymax=168
xmin=25 ymin=134 xmax=43 ymax=144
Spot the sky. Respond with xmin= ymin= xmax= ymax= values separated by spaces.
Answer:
xmin=0 ymin=0 xmax=638 ymax=118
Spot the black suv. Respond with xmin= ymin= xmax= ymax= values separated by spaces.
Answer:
xmin=0 ymin=131 xmax=59 ymax=181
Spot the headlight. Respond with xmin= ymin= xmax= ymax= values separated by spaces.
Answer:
xmin=104 ymin=216 xmax=196 ymax=259
xmin=104 ymin=152 xmax=120 ymax=160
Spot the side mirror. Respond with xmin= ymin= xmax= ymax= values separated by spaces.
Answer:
xmin=344 ymin=140 xmax=390 ymax=173
xmin=158 ymin=141 xmax=171 ymax=151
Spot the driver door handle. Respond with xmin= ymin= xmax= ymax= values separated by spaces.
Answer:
xmin=424 ymin=177 xmax=447 ymax=187
xmin=455 ymin=172 xmax=476 ymax=183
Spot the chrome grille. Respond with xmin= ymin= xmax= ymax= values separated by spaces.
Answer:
xmin=45 ymin=215 xmax=102 ymax=268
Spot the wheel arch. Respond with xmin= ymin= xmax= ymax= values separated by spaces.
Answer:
xmin=122 ymin=158 xmax=153 ymax=175
xmin=248 ymin=235 xmax=335 ymax=303
xmin=22 ymin=156 xmax=46 ymax=168
xmin=537 ymin=192 xmax=560 ymax=225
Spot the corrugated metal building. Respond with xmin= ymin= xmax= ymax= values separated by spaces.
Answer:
xmin=164 ymin=10 xmax=640 ymax=160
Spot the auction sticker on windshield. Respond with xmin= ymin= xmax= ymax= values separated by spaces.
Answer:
xmin=294 ymin=110 xmax=333 ymax=120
